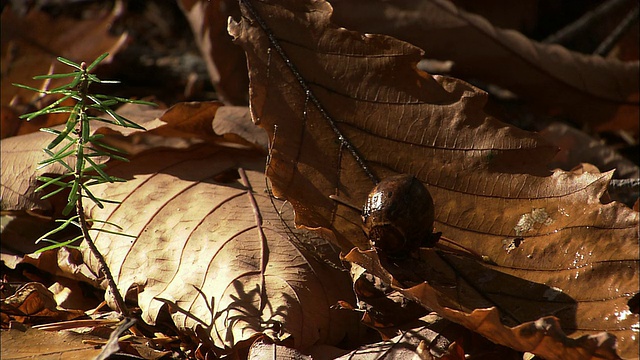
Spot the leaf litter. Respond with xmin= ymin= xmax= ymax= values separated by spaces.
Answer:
xmin=229 ymin=0 xmax=639 ymax=358
xmin=1 ymin=0 xmax=639 ymax=359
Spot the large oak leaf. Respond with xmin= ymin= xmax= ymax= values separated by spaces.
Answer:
xmin=228 ymin=0 xmax=639 ymax=358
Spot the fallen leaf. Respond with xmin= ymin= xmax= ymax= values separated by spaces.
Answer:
xmin=81 ymin=144 xmax=362 ymax=355
xmin=213 ymin=106 xmax=269 ymax=150
xmin=346 ymin=250 xmax=624 ymax=360
xmin=540 ymin=122 xmax=639 ymax=179
xmin=1 ymin=282 xmax=85 ymax=325
xmin=228 ymin=0 xmax=639 ymax=358
xmin=0 ymin=103 xmax=162 ymax=216
xmin=151 ymin=101 xmax=268 ymax=150
xmin=1 ymin=3 xmax=128 ymax=138
xmin=328 ymin=0 xmax=640 ymax=134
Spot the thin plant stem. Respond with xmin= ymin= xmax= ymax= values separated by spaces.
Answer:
xmin=15 ymin=52 xmax=153 ymax=316
xmin=76 ymin=193 xmax=129 ymax=316
xmin=74 ymin=61 xmax=129 ymax=316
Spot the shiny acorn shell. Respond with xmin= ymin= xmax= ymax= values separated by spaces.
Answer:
xmin=362 ymin=174 xmax=435 ymax=256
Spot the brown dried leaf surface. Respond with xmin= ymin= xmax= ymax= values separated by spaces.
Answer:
xmin=329 ymin=0 xmax=640 ymax=134
xmin=346 ymin=250 xmax=624 ymax=360
xmin=1 ymin=282 xmax=85 ymax=325
xmin=229 ymin=0 xmax=639 ymax=358
xmin=0 ymin=4 xmax=128 ymax=138
xmin=82 ymin=144 xmax=360 ymax=354
xmin=152 ymin=101 xmax=268 ymax=150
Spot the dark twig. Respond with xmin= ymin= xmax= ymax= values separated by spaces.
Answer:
xmin=594 ymin=5 xmax=639 ymax=56
xmin=77 ymin=200 xmax=129 ymax=316
xmin=543 ymin=0 xmax=633 ymax=44
xmin=607 ymin=178 xmax=640 ymax=206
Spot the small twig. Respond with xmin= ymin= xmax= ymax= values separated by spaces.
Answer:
xmin=76 ymin=200 xmax=129 ymax=316
xmin=594 ymin=5 xmax=639 ymax=56
xmin=543 ymin=0 xmax=633 ymax=44
xmin=239 ymin=167 xmax=269 ymax=312
xmin=607 ymin=178 xmax=640 ymax=206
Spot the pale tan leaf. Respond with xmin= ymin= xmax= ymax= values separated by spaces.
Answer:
xmin=151 ymin=101 xmax=268 ymax=150
xmin=213 ymin=106 xmax=269 ymax=150
xmin=82 ymin=144 xmax=361 ymax=354
xmin=228 ymin=0 xmax=639 ymax=358
xmin=0 ymin=104 xmax=163 ymax=215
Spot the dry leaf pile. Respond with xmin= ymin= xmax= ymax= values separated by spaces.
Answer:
xmin=1 ymin=0 xmax=638 ymax=359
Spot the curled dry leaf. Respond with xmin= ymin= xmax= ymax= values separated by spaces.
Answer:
xmin=151 ymin=101 xmax=268 ymax=150
xmin=1 ymin=282 xmax=85 ymax=325
xmin=329 ymin=0 xmax=640 ymax=134
xmin=540 ymin=122 xmax=639 ymax=179
xmin=82 ymin=144 xmax=361 ymax=354
xmin=228 ymin=0 xmax=639 ymax=358
xmin=0 ymin=3 xmax=128 ymax=138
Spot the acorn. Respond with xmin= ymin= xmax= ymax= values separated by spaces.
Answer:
xmin=362 ymin=174 xmax=435 ymax=257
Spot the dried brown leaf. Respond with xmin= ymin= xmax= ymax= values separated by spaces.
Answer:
xmin=329 ymin=0 xmax=640 ymax=134
xmin=151 ymin=101 xmax=268 ymax=150
xmin=1 ymin=4 xmax=128 ymax=138
xmin=1 ymin=282 xmax=85 ymax=325
xmin=82 ymin=144 xmax=361 ymax=354
xmin=540 ymin=122 xmax=639 ymax=179
xmin=0 ymin=104 xmax=162 ymax=215
xmin=228 ymin=0 xmax=639 ymax=358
